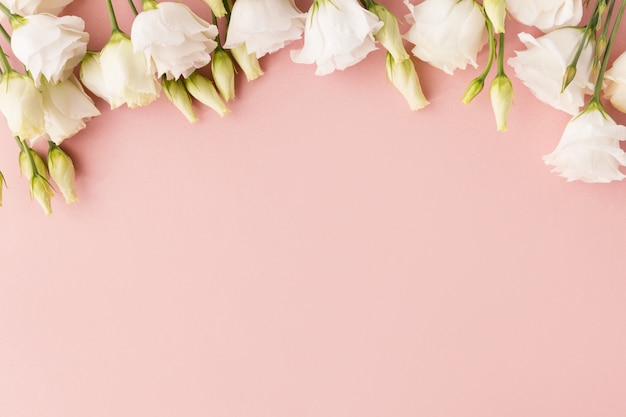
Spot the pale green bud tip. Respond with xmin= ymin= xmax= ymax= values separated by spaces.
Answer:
xmin=368 ymin=3 xmax=409 ymax=61
xmin=184 ymin=73 xmax=230 ymax=117
xmin=484 ymin=0 xmax=506 ymax=34
xmin=490 ymin=74 xmax=514 ymax=132
xmin=596 ymin=36 xmax=607 ymax=62
xmin=385 ymin=54 xmax=429 ymax=111
xmin=561 ymin=65 xmax=577 ymax=93
xmin=230 ymin=44 xmax=264 ymax=82
xmin=212 ymin=49 xmax=236 ymax=102
xmin=162 ymin=78 xmax=198 ymax=123
xmin=30 ymin=175 xmax=53 ymax=216
xmin=48 ymin=145 xmax=78 ymax=204
xmin=462 ymin=77 xmax=485 ymax=104
xmin=19 ymin=148 xmax=47 ymax=180
xmin=203 ymin=0 xmax=227 ymax=17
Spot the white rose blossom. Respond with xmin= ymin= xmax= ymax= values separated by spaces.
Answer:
xmin=80 ymin=31 xmax=160 ymax=109
xmin=508 ymin=28 xmax=594 ymax=115
xmin=0 ymin=71 xmax=45 ymax=140
xmin=0 ymin=0 xmax=73 ymax=15
xmin=403 ymin=0 xmax=487 ymax=75
xmin=506 ymin=0 xmax=583 ymax=32
xmin=11 ymin=13 xmax=88 ymax=87
xmin=544 ymin=102 xmax=626 ymax=183
xmin=604 ymin=50 xmax=626 ymax=114
xmin=224 ymin=0 xmax=306 ymax=58
xmin=290 ymin=0 xmax=383 ymax=76
xmin=131 ymin=1 xmax=219 ymax=80
xmin=36 ymin=75 xmax=100 ymax=145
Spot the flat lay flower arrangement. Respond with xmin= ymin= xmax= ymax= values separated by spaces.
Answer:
xmin=0 ymin=0 xmax=625 ymax=215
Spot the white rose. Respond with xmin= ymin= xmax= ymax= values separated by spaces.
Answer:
xmin=80 ymin=31 xmax=160 ymax=109
xmin=224 ymin=0 xmax=306 ymax=58
xmin=508 ymin=28 xmax=594 ymax=115
xmin=0 ymin=0 xmax=73 ymax=15
xmin=11 ymin=14 xmax=88 ymax=87
xmin=290 ymin=0 xmax=383 ymax=76
xmin=403 ymin=0 xmax=487 ymax=75
xmin=544 ymin=103 xmax=626 ymax=183
xmin=604 ymin=50 xmax=626 ymax=114
xmin=36 ymin=75 xmax=100 ymax=145
xmin=131 ymin=1 xmax=219 ymax=80
xmin=506 ymin=0 xmax=582 ymax=31
xmin=0 ymin=71 xmax=45 ymax=140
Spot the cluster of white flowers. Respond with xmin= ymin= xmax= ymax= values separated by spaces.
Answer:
xmin=0 ymin=0 xmax=626 ymax=215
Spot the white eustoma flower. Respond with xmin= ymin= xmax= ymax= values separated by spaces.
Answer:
xmin=544 ymin=102 xmax=626 ymax=183
xmin=224 ymin=0 xmax=306 ymax=58
xmin=290 ymin=0 xmax=383 ymax=76
xmin=506 ymin=0 xmax=582 ymax=31
xmin=36 ymin=75 xmax=100 ymax=145
xmin=604 ymin=51 xmax=626 ymax=114
xmin=11 ymin=14 xmax=88 ymax=87
xmin=80 ymin=31 xmax=160 ymax=109
xmin=508 ymin=28 xmax=594 ymax=115
xmin=131 ymin=1 xmax=219 ymax=80
xmin=403 ymin=0 xmax=487 ymax=75
xmin=0 ymin=0 xmax=73 ymax=15
xmin=0 ymin=71 xmax=45 ymax=140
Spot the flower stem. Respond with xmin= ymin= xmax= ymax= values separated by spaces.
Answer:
xmin=592 ymin=0 xmax=626 ymax=100
xmin=127 ymin=0 xmax=139 ymax=15
xmin=479 ymin=14 xmax=496 ymax=80
xmin=0 ymin=3 xmax=12 ymax=19
xmin=106 ymin=0 xmax=121 ymax=33
xmin=0 ymin=45 xmax=12 ymax=73
xmin=497 ymin=32 xmax=505 ymax=75
xmin=212 ymin=12 xmax=222 ymax=46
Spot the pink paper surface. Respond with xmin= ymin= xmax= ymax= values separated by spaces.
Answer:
xmin=1 ymin=1 xmax=626 ymax=416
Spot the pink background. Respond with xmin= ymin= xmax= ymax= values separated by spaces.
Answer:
xmin=2 ymin=1 xmax=626 ymax=416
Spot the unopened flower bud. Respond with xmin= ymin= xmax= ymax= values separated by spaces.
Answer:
xmin=212 ymin=48 xmax=236 ymax=102
xmin=30 ymin=174 xmax=54 ymax=215
xmin=202 ymin=0 xmax=227 ymax=17
xmin=385 ymin=53 xmax=428 ymax=111
xmin=561 ymin=64 xmax=577 ymax=92
xmin=48 ymin=143 xmax=78 ymax=204
xmin=484 ymin=0 xmax=506 ymax=34
xmin=184 ymin=72 xmax=230 ymax=117
xmin=367 ymin=2 xmax=409 ymax=61
xmin=596 ymin=36 xmax=607 ymax=63
xmin=462 ymin=76 xmax=485 ymax=104
xmin=490 ymin=73 xmax=514 ymax=131
xmin=161 ymin=77 xmax=198 ymax=123
xmin=19 ymin=147 xmax=47 ymax=180
xmin=229 ymin=44 xmax=264 ymax=82
xmin=598 ymin=0 xmax=607 ymax=24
